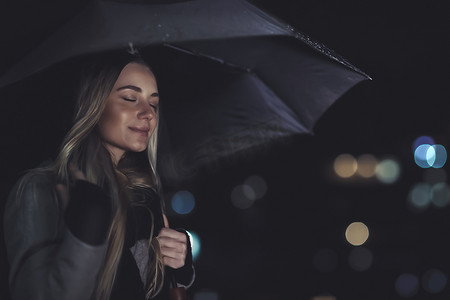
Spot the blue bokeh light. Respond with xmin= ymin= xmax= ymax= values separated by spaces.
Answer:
xmin=413 ymin=136 xmax=435 ymax=150
xmin=171 ymin=190 xmax=196 ymax=215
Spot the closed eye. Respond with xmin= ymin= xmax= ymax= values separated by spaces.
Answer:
xmin=122 ymin=97 xmax=136 ymax=102
xmin=150 ymin=103 xmax=158 ymax=111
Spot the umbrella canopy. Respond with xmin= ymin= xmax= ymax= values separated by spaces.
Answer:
xmin=0 ymin=0 xmax=370 ymax=183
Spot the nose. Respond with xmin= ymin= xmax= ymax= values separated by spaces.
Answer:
xmin=137 ymin=102 xmax=155 ymax=120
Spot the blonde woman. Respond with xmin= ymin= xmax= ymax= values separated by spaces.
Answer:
xmin=4 ymin=52 xmax=194 ymax=300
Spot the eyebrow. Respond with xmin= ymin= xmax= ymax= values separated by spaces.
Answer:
xmin=116 ymin=85 xmax=159 ymax=97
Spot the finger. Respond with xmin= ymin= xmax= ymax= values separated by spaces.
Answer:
xmin=162 ymin=256 xmax=185 ymax=269
xmin=161 ymin=244 xmax=187 ymax=257
xmin=160 ymin=245 xmax=186 ymax=261
xmin=163 ymin=213 xmax=169 ymax=228
xmin=158 ymin=236 xmax=187 ymax=253
xmin=158 ymin=228 xmax=187 ymax=242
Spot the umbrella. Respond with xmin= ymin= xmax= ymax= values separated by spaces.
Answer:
xmin=0 ymin=0 xmax=370 ymax=183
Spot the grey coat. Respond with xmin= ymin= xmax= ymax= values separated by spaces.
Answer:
xmin=4 ymin=173 xmax=108 ymax=300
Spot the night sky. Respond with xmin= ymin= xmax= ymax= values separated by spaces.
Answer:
xmin=1 ymin=1 xmax=450 ymax=299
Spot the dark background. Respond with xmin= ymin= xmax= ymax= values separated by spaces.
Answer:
xmin=1 ymin=0 xmax=450 ymax=299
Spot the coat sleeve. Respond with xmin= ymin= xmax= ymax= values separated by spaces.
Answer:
xmin=4 ymin=174 xmax=108 ymax=300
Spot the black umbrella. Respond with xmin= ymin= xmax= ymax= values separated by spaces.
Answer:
xmin=0 ymin=0 xmax=369 ymax=183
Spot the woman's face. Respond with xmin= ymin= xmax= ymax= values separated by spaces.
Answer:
xmin=98 ymin=62 xmax=159 ymax=164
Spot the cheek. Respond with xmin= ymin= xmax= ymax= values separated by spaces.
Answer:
xmin=98 ymin=106 xmax=123 ymax=139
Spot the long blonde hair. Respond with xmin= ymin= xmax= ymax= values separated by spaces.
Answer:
xmin=51 ymin=52 xmax=164 ymax=299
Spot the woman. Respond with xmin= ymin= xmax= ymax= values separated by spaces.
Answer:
xmin=4 ymin=51 xmax=194 ymax=300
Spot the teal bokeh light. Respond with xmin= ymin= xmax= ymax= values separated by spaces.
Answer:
xmin=171 ymin=190 xmax=195 ymax=215
xmin=431 ymin=145 xmax=447 ymax=168
xmin=415 ymin=144 xmax=433 ymax=168
xmin=413 ymin=135 xmax=447 ymax=168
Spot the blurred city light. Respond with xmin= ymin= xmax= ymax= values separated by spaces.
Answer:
xmin=422 ymin=269 xmax=447 ymax=294
xmin=345 ymin=222 xmax=369 ymax=246
xmin=431 ymin=183 xmax=449 ymax=207
xmin=312 ymin=248 xmax=338 ymax=273
xmin=334 ymin=154 xmax=357 ymax=178
xmin=396 ymin=273 xmax=419 ymax=298
xmin=331 ymin=153 xmax=403 ymax=185
xmin=413 ymin=135 xmax=447 ymax=169
xmin=171 ymin=190 xmax=196 ymax=215
xmin=231 ymin=184 xmax=255 ymax=209
xmin=348 ymin=247 xmax=373 ymax=271
xmin=414 ymin=144 xmax=433 ymax=168
xmin=186 ymin=230 xmax=201 ymax=261
xmin=375 ymin=158 xmax=401 ymax=184
xmin=431 ymin=145 xmax=447 ymax=168
xmin=244 ymin=175 xmax=267 ymax=199
xmin=413 ymin=135 xmax=435 ymax=150
xmin=407 ymin=183 xmax=431 ymax=212
xmin=356 ymin=154 xmax=377 ymax=178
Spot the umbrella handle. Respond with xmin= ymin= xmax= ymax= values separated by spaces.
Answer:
xmin=169 ymin=287 xmax=188 ymax=300
xmin=169 ymin=270 xmax=188 ymax=300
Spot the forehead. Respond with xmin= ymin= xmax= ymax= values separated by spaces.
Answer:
xmin=115 ymin=62 xmax=157 ymax=89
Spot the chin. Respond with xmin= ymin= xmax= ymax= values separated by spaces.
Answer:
xmin=130 ymin=145 xmax=148 ymax=153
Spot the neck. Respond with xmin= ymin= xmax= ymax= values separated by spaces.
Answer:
xmin=105 ymin=146 xmax=125 ymax=167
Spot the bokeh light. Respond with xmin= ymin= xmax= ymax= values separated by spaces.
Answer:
xmin=413 ymin=136 xmax=435 ymax=150
xmin=348 ymin=247 xmax=373 ymax=271
xmin=431 ymin=145 xmax=447 ymax=168
xmin=244 ymin=175 xmax=268 ymax=199
xmin=415 ymin=144 xmax=433 ymax=168
xmin=356 ymin=154 xmax=377 ymax=178
xmin=231 ymin=184 xmax=255 ymax=209
xmin=313 ymin=248 xmax=338 ymax=273
xmin=407 ymin=183 xmax=431 ymax=212
xmin=422 ymin=269 xmax=447 ymax=294
xmin=414 ymin=143 xmax=447 ymax=168
xmin=334 ymin=154 xmax=357 ymax=178
xmin=431 ymin=183 xmax=449 ymax=208
xmin=375 ymin=158 xmax=401 ymax=184
xmin=171 ymin=190 xmax=196 ymax=215
xmin=396 ymin=273 xmax=419 ymax=298
xmin=186 ymin=231 xmax=201 ymax=261
xmin=345 ymin=222 xmax=369 ymax=246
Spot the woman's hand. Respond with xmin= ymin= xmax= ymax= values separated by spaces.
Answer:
xmin=157 ymin=215 xmax=188 ymax=269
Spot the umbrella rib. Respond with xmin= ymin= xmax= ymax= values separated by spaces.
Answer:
xmin=252 ymin=72 xmax=311 ymax=133
xmin=163 ymin=43 xmax=253 ymax=73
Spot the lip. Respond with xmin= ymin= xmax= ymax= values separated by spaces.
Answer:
xmin=129 ymin=126 xmax=150 ymax=136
